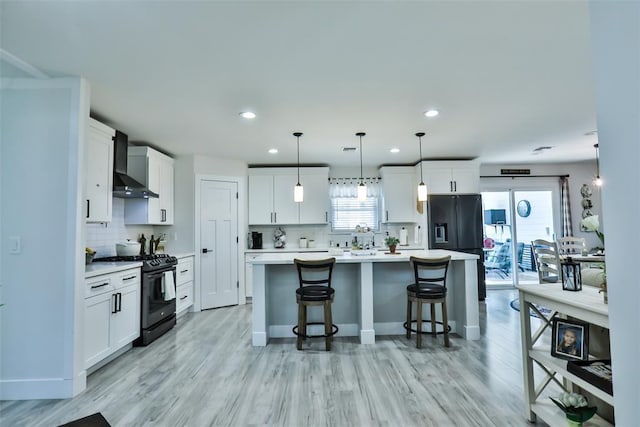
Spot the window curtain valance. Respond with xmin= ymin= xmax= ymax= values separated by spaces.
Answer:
xmin=329 ymin=177 xmax=381 ymax=198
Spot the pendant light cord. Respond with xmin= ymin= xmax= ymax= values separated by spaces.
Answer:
xmin=595 ymin=143 xmax=600 ymax=177
xmin=419 ymin=135 xmax=424 ymax=183
xmin=359 ymin=135 xmax=363 ymax=183
xmin=297 ymin=135 xmax=300 ymax=185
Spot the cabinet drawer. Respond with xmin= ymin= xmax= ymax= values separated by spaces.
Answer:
xmin=85 ymin=276 xmax=114 ymax=298
xmin=177 ymin=258 xmax=193 ymax=285
xmin=114 ymin=269 xmax=141 ymax=289
xmin=176 ymin=282 xmax=193 ymax=312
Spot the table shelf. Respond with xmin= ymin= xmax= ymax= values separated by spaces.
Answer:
xmin=517 ymin=283 xmax=613 ymax=426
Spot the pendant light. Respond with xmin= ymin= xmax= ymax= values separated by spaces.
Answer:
xmin=293 ymin=132 xmax=304 ymax=202
xmin=416 ymin=132 xmax=427 ymax=201
xmin=593 ymin=143 xmax=602 ymax=187
xmin=356 ymin=132 xmax=367 ymax=201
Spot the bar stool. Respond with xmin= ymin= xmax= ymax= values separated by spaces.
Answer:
xmin=404 ymin=255 xmax=451 ymax=348
xmin=292 ymin=258 xmax=338 ymax=351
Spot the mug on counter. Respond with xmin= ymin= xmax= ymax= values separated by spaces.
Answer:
xmin=299 ymin=238 xmax=308 ymax=248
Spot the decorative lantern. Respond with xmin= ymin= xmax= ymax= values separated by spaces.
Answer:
xmin=561 ymin=257 xmax=582 ymax=291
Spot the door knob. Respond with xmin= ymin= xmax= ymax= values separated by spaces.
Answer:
xmin=202 ymin=248 xmax=211 ymax=253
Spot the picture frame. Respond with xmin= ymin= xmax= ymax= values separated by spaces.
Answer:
xmin=551 ymin=318 xmax=589 ymax=361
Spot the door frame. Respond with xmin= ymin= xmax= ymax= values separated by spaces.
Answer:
xmin=480 ymin=177 xmax=561 ymax=287
xmin=194 ymin=174 xmax=246 ymax=311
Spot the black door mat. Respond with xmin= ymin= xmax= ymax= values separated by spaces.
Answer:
xmin=58 ymin=412 xmax=111 ymax=427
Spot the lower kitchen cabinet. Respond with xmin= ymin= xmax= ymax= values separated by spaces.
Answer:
xmin=176 ymin=255 xmax=194 ymax=315
xmin=84 ymin=268 xmax=140 ymax=369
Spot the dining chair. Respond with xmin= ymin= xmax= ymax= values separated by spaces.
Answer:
xmin=556 ymin=236 xmax=586 ymax=256
xmin=531 ymin=239 xmax=561 ymax=283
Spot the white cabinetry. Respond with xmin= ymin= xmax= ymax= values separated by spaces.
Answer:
xmin=84 ymin=268 xmax=140 ymax=369
xmin=299 ymin=171 xmax=330 ymax=224
xmin=421 ymin=161 xmax=480 ymax=194
xmin=248 ymin=167 xmax=329 ymax=225
xmin=176 ymin=255 xmax=194 ymax=315
xmin=124 ymin=146 xmax=175 ymax=225
xmin=85 ymin=118 xmax=114 ymax=222
xmin=380 ymin=166 xmax=416 ymax=223
xmin=518 ymin=283 xmax=613 ymax=426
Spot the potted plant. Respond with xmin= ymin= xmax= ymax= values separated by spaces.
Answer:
xmin=385 ymin=236 xmax=400 ymax=254
xmin=550 ymin=392 xmax=597 ymax=427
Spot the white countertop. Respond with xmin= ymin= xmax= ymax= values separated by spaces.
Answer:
xmin=247 ymin=249 xmax=478 ymax=265
xmin=173 ymin=252 xmax=195 ymax=259
xmin=85 ymin=261 xmax=143 ymax=278
xmin=245 ymin=245 xmax=426 ymax=254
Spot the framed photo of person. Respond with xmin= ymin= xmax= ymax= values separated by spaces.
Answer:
xmin=551 ymin=318 xmax=589 ymax=361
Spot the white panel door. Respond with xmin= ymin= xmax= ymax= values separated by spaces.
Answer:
xmin=424 ymin=167 xmax=454 ymax=194
xmin=381 ymin=172 xmax=416 ymax=223
xmin=201 ymin=180 xmax=238 ymax=309
xmin=452 ymin=168 xmax=480 ymax=193
xmin=85 ymin=126 xmax=113 ymax=222
xmin=147 ymin=153 xmax=162 ymax=223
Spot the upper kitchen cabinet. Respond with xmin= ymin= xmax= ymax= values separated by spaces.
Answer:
xmin=421 ymin=161 xmax=480 ymax=194
xmin=124 ymin=146 xmax=175 ymax=225
xmin=85 ymin=118 xmax=114 ymax=223
xmin=248 ymin=167 xmax=329 ymax=225
xmin=298 ymin=168 xmax=329 ymax=224
xmin=380 ymin=166 xmax=416 ymax=223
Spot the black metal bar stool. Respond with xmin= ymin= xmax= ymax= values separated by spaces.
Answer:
xmin=404 ymin=255 xmax=451 ymax=348
xmin=292 ymin=258 xmax=338 ymax=351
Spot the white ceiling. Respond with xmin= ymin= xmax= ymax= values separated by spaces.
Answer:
xmin=0 ymin=1 xmax=598 ymax=167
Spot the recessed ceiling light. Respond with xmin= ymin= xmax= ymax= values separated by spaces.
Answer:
xmin=268 ymin=148 xmax=278 ymax=154
xmin=239 ymin=111 xmax=256 ymax=119
xmin=390 ymin=148 xmax=400 ymax=153
xmin=424 ymin=109 xmax=439 ymax=118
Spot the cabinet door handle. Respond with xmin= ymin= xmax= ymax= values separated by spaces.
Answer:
xmin=274 ymin=212 xmax=277 ymax=223
xmin=386 ymin=210 xmax=389 ymax=222
xmin=123 ymin=275 xmax=136 ymax=281
xmin=112 ymin=294 xmax=118 ymax=314
xmin=161 ymin=209 xmax=166 ymax=222
xmin=91 ymin=282 xmax=109 ymax=289
xmin=180 ymin=295 xmax=188 ymax=300
xmin=270 ymin=212 xmax=273 ymax=223
xmin=117 ymin=292 xmax=122 ymax=312
xmin=180 ymin=269 xmax=189 ymax=273
xmin=454 ymin=181 xmax=457 ymax=192
xmin=325 ymin=211 xmax=328 ymax=222
xmin=86 ymin=200 xmax=90 ymax=218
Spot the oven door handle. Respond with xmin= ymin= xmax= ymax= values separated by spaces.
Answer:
xmin=145 ymin=269 xmax=174 ymax=280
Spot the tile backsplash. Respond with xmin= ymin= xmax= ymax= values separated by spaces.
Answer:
xmin=86 ymin=198 xmax=154 ymax=257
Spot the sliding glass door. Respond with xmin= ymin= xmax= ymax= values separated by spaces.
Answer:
xmin=481 ymin=179 xmax=560 ymax=288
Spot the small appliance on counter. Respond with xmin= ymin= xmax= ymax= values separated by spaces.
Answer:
xmin=250 ymin=232 xmax=263 ymax=249
xmin=116 ymin=240 xmax=141 ymax=256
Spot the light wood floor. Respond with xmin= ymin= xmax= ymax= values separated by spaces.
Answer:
xmin=1 ymin=289 xmax=547 ymax=426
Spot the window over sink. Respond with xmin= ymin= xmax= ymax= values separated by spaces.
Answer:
xmin=329 ymin=178 xmax=381 ymax=231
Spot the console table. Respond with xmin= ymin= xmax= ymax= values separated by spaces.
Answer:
xmin=517 ymin=283 xmax=613 ymax=426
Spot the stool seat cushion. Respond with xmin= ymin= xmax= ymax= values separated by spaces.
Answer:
xmin=296 ymin=285 xmax=335 ymax=301
xmin=407 ymin=283 xmax=446 ymax=299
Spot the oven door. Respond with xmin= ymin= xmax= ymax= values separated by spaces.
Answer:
xmin=141 ymin=267 xmax=176 ymax=328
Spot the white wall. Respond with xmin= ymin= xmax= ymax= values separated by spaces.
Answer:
xmin=1 ymin=77 xmax=88 ymax=398
xmin=589 ymin=2 xmax=640 ymax=424
xmin=480 ymin=161 xmax=603 ymax=249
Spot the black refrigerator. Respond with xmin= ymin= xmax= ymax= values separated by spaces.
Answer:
xmin=427 ymin=194 xmax=486 ymax=300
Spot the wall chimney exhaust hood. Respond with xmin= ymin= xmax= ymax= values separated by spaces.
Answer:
xmin=112 ymin=130 xmax=159 ymax=199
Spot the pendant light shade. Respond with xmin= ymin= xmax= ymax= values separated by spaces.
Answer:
xmin=294 ymin=132 xmax=304 ymax=202
xmin=593 ymin=143 xmax=603 ymax=187
xmin=356 ymin=132 xmax=367 ymax=201
xmin=416 ymin=132 xmax=428 ymax=201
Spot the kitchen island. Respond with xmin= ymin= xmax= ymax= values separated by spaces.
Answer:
xmin=248 ymin=249 xmax=480 ymax=346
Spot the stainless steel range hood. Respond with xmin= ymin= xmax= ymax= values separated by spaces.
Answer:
xmin=112 ymin=130 xmax=159 ymax=198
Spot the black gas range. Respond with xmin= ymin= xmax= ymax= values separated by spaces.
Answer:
xmin=94 ymin=253 xmax=178 ymax=345
xmin=94 ymin=253 xmax=178 ymax=272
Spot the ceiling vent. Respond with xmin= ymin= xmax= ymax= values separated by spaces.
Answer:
xmin=342 ymin=147 xmax=357 ymax=152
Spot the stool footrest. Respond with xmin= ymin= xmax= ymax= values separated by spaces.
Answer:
xmin=292 ymin=322 xmax=339 ymax=339
xmin=403 ymin=320 xmax=452 ymax=335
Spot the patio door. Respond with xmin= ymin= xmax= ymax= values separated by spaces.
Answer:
xmin=481 ymin=179 xmax=560 ymax=288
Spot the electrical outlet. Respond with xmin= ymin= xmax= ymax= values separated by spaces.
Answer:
xmin=173 ymin=232 xmax=178 ymax=241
